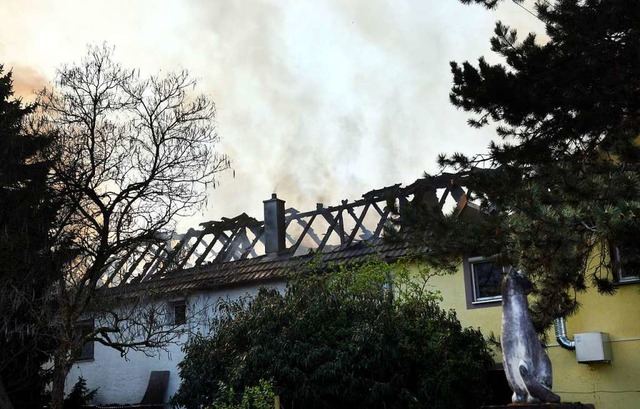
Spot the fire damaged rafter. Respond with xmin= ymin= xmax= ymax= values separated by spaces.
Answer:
xmin=284 ymin=190 xmax=395 ymax=255
xmin=239 ymin=224 xmax=264 ymax=260
xmin=316 ymin=203 xmax=348 ymax=251
xmin=99 ymin=176 xmax=471 ymax=287
xmin=154 ymin=228 xmax=198 ymax=277
xmin=194 ymin=231 xmax=224 ymax=266
xmin=286 ymin=208 xmax=322 ymax=249
xmin=212 ymin=230 xmax=238 ymax=263
xmin=135 ymin=242 xmax=169 ymax=283
xmin=119 ymin=241 xmax=155 ymax=284
xmin=176 ymin=229 xmax=207 ymax=270
xmin=371 ymin=201 xmax=391 ymax=239
xmin=203 ymin=214 xmax=263 ymax=263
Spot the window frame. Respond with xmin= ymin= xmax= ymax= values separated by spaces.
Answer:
xmin=75 ymin=319 xmax=95 ymax=362
xmin=612 ymin=245 xmax=640 ymax=284
xmin=168 ymin=299 xmax=187 ymax=326
xmin=463 ymin=256 xmax=504 ymax=309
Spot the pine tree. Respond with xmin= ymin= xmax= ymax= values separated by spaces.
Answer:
xmin=405 ymin=0 xmax=640 ymax=330
xmin=0 ymin=66 xmax=57 ymax=409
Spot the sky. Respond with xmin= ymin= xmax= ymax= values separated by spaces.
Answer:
xmin=0 ymin=0 xmax=544 ymax=230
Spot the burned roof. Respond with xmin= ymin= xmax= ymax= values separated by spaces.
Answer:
xmin=114 ymin=239 xmax=415 ymax=297
xmin=102 ymin=176 xmax=465 ymax=295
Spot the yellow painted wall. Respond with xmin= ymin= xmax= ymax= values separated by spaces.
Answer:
xmin=425 ymin=263 xmax=640 ymax=409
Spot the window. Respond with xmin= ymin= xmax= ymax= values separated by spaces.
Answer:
xmin=470 ymin=258 xmax=504 ymax=302
xmin=464 ymin=256 xmax=504 ymax=308
xmin=612 ymin=245 xmax=640 ymax=283
xmin=169 ymin=300 xmax=187 ymax=325
xmin=75 ymin=319 xmax=95 ymax=361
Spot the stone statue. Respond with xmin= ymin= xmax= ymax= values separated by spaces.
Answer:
xmin=501 ymin=270 xmax=561 ymax=403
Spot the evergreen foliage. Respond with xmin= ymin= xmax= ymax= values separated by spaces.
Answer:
xmin=172 ymin=258 xmax=493 ymax=409
xmin=0 ymin=66 xmax=57 ymax=409
xmin=63 ymin=377 xmax=98 ymax=409
xmin=404 ymin=0 xmax=640 ymax=331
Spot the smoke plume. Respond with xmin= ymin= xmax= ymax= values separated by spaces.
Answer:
xmin=0 ymin=0 xmax=544 ymax=228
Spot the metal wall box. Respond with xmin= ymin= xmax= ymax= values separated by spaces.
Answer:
xmin=575 ymin=332 xmax=612 ymax=364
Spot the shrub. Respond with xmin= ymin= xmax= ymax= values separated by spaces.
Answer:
xmin=172 ymin=257 xmax=493 ymax=409
xmin=208 ymin=380 xmax=276 ymax=409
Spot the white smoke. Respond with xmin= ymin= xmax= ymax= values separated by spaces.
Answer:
xmin=0 ymin=0 xmax=544 ymax=229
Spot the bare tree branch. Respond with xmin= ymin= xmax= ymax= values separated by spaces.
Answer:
xmin=36 ymin=44 xmax=230 ymax=409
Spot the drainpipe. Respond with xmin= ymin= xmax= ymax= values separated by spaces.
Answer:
xmin=554 ymin=317 xmax=576 ymax=350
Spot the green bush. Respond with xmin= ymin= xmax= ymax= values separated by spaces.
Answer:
xmin=208 ymin=380 xmax=275 ymax=409
xmin=172 ymin=257 xmax=493 ymax=409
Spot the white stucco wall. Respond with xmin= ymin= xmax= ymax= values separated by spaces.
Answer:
xmin=68 ymin=335 xmax=186 ymax=405
xmin=66 ymin=281 xmax=286 ymax=406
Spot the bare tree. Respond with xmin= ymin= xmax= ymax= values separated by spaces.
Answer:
xmin=38 ymin=45 xmax=230 ymax=409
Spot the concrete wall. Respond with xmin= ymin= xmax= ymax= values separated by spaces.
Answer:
xmin=67 ymin=282 xmax=286 ymax=406
xmin=428 ymin=263 xmax=640 ymax=409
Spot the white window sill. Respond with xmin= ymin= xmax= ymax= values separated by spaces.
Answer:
xmin=472 ymin=297 xmax=502 ymax=305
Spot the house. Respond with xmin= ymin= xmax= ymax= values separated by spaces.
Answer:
xmin=67 ymin=178 xmax=640 ymax=409
xmin=427 ymin=254 xmax=640 ymax=409
xmin=66 ymin=181 xmax=419 ymax=406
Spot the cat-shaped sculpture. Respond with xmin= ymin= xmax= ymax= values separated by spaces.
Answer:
xmin=501 ymin=270 xmax=561 ymax=403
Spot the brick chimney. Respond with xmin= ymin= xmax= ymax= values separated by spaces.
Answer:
xmin=263 ymin=193 xmax=286 ymax=255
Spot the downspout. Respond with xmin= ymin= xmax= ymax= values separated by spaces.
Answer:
xmin=554 ymin=316 xmax=576 ymax=350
